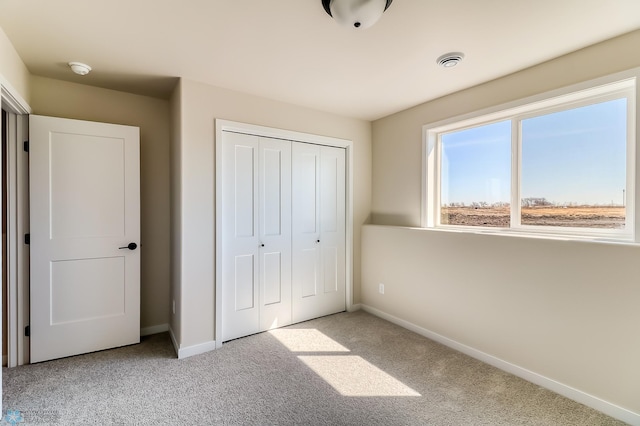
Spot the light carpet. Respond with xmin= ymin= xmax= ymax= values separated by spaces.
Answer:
xmin=2 ymin=311 xmax=625 ymax=425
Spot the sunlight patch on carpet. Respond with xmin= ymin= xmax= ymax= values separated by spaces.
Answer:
xmin=298 ymin=355 xmax=421 ymax=397
xmin=269 ymin=329 xmax=350 ymax=352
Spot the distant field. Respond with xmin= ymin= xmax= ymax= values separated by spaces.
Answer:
xmin=441 ymin=206 xmax=625 ymax=228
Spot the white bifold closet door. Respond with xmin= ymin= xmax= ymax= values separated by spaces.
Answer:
xmin=292 ymin=143 xmax=346 ymax=323
xmin=221 ymin=132 xmax=292 ymax=341
xmin=221 ymin=131 xmax=345 ymax=342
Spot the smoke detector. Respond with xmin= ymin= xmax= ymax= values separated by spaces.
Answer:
xmin=68 ymin=62 xmax=92 ymax=76
xmin=437 ymin=52 xmax=465 ymax=68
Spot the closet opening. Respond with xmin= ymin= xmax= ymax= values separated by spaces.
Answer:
xmin=215 ymin=120 xmax=355 ymax=346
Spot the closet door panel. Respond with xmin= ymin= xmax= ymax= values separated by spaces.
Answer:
xmin=258 ymin=138 xmax=292 ymax=331
xmin=222 ymin=132 xmax=260 ymax=341
xmin=319 ymin=146 xmax=346 ymax=310
xmin=292 ymin=143 xmax=346 ymax=323
xmin=292 ymin=143 xmax=321 ymax=322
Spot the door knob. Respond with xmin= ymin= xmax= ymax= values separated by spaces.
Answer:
xmin=119 ymin=242 xmax=138 ymax=250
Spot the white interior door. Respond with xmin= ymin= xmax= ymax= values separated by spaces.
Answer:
xmin=29 ymin=115 xmax=140 ymax=363
xmin=221 ymin=131 xmax=292 ymax=341
xmin=292 ymin=143 xmax=346 ymax=323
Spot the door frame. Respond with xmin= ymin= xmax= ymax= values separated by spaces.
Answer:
xmin=1 ymin=75 xmax=31 ymax=369
xmin=214 ymin=119 xmax=355 ymax=348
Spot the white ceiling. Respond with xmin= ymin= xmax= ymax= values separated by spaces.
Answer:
xmin=1 ymin=1 xmax=640 ymax=121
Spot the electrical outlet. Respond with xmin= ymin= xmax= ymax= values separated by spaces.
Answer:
xmin=172 ymin=299 xmax=176 ymax=314
xmin=379 ymin=283 xmax=385 ymax=294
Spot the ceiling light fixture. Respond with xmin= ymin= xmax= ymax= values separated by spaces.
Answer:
xmin=68 ymin=62 xmax=92 ymax=76
xmin=436 ymin=52 xmax=465 ymax=68
xmin=322 ymin=0 xmax=393 ymax=29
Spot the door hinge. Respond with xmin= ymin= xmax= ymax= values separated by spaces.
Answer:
xmin=25 ymin=325 xmax=30 ymax=337
xmin=23 ymin=140 xmax=29 ymax=152
xmin=24 ymin=233 xmax=30 ymax=244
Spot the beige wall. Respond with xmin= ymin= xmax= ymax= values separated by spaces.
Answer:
xmin=366 ymin=30 xmax=640 ymax=418
xmin=0 ymin=25 xmax=30 ymax=105
xmin=30 ymin=76 xmax=172 ymax=330
xmin=172 ymin=78 xmax=371 ymax=348
xmin=361 ymin=226 xmax=640 ymax=416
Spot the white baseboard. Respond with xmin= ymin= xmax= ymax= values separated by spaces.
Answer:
xmin=140 ymin=323 xmax=169 ymax=336
xmin=348 ymin=303 xmax=362 ymax=312
xmin=168 ymin=325 xmax=217 ymax=360
xmin=360 ymin=304 xmax=640 ymax=426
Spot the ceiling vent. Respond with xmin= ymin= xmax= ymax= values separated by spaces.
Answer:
xmin=437 ymin=52 xmax=465 ymax=68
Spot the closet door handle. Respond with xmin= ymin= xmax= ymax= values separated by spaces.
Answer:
xmin=260 ymin=243 xmax=265 ymax=247
xmin=119 ymin=242 xmax=138 ymax=250
xmin=316 ymin=239 xmax=320 ymax=243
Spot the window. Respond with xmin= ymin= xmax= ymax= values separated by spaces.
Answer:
xmin=440 ymin=120 xmax=511 ymax=228
xmin=424 ymin=74 xmax=636 ymax=241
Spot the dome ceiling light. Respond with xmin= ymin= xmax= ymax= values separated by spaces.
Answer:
xmin=322 ymin=0 xmax=393 ymax=29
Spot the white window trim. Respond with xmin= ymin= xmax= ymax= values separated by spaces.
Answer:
xmin=422 ymin=68 xmax=639 ymax=243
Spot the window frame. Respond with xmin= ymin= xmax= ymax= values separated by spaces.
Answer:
xmin=423 ymin=70 xmax=638 ymax=243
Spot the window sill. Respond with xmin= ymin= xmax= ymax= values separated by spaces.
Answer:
xmin=368 ymin=224 xmax=640 ymax=247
